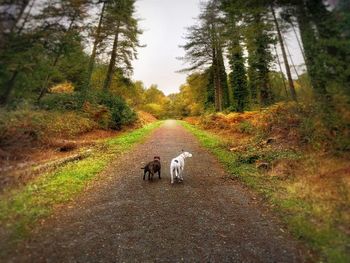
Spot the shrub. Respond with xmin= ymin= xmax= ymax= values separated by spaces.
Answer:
xmin=237 ymin=121 xmax=255 ymax=134
xmin=141 ymin=103 xmax=165 ymax=119
xmin=83 ymin=102 xmax=111 ymax=129
xmin=97 ymin=93 xmax=137 ymax=130
xmin=0 ymin=109 xmax=96 ymax=149
xmin=39 ymin=93 xmax=83 ymax=111
xmin=40 ymin=91 xmax=137 ymax=130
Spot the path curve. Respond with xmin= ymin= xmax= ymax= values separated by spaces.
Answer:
xmin=9 ymin=120 xmax=307 ymax=262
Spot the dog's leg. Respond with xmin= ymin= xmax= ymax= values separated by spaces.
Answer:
xmin=175 ymin=168 xmax=179 ymax=181
xmin=180 ymin=166 xmax=184 ymax=181
xmin=177 ymin=168 xmax=183 ymax=182
xmin=143 ymin=170 xmax=146 ymax=180
xmin=170 ymin=166 xmax=174 ymax=184
xmin=158 ymin=168 xmax=161 ymax=179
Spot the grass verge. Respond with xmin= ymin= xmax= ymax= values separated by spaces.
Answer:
xmin=180 ymin=121 xmax=350 ymax=263
xmin=0 ymin=121 xmax=162 ymax=256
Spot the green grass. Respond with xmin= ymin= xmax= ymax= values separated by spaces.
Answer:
xmin=0 ymin=121 xmax=162 ymax=256
xmin=180 ymin=121 xmax=350 ymax=263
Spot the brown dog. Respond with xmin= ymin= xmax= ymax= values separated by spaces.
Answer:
xmin=142 ymin=156 xmax=161 ymax=181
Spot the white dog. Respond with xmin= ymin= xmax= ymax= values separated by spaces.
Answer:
xmin=170 ymin=151 xmax=192 ymax=184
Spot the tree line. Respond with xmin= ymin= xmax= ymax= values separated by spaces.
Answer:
xmin=0 ymin=0 xmax=349 ymax=121
xmin=180 ymin=0 xmax=349 ymax=113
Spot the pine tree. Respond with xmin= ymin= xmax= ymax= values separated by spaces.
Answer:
xmin=245 ymin=10 xmax=274 ymax=107
xmin=278 ymin=0 xmax=350 ymax=100
xmin=181 ymin=0 xmax=228 ymax=111
xmin=229 ymin=39 xmax=248 ymax=112
xmin=84 ymin=0 xmax=108 ymax=96
xmin=220 ymin=0 xmax=248 ymax=112
xmin=102 ymin=0 xmax=142 ymax=92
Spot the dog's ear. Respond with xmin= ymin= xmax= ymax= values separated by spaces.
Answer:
xmin=154 ymin=156 xmax=160 ymax=160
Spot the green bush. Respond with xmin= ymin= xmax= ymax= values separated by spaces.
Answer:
xmin=39 ymin=93 xmax=83 ymax=111
xmin=237 ymin=120 xmax=255 ymax=134
xmin=39 ymin=91 xmax=137 ymax=130
xmin=97 ymin=93 xmax=137 ymax=130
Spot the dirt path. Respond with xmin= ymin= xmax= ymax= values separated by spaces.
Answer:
xmin=8 ymin=120 xmax=308 ymax=262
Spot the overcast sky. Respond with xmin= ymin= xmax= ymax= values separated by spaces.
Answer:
xmin=131 ymin=0 xmax=305 ymax=95
xmin=132 ymin=0 xmax=201 ymax=95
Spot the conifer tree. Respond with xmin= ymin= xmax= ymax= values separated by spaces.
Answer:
xmin=220 ymin=0 xmax=248 ymax=112
xmin=102 ymin=0 xmax=142 ymax=92
xmin=181 ymin=0 xmax=229 ymax=111
xmin=245 ymin=10 xmax=274 ymax=107
xmin=229 ymin=39 xmax=248 ymax=112
xmin=84 ymin=0 xmax=108 ymax=95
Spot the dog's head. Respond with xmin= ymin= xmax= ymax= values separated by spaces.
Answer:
xmin=154 ymin=156 xmax=160 ymax=161
xmin=182 ymin=151 xmax=192 ymax=158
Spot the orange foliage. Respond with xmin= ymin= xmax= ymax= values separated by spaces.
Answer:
xmin=137 ymin=111 xmax=157 ymax=125
xmin=49 ymin=82 xmax=74 ymax=94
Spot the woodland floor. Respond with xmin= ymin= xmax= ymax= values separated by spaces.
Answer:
xmin=0 ymin=129 xmax=121 ymax=191
xmin=6 ymin=120 xmax=310 ymax=262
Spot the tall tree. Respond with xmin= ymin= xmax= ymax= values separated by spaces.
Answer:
xmin=221 ymin=0 xmax=249 ymax=112
xmin=0 ymin=0 xmax=32 ymax=104
xmin=229 ymin=39 xmax=248 ymax=112
xmin=270 ymin=4 xmax=297 ymax=101
xmin=273 ymin=43 xmax=288 ymax=97
xmin=181 ymin=0 xmax=229 ymax=111
xmin=102 ymin=0 xmax=142 ymax=92
xmin=278 ymin=0 xmax=350 ymax=100
xmin=224 ymin=0 xmax=274 ymax=107
xmin=245 ymin=10 xmax=274 ymax=107
xmin=84 ymin=0 xmax=107 ymax=96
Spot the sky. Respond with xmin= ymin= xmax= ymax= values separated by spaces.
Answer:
xmin=132 ymin=0 xmax=202 ymax=95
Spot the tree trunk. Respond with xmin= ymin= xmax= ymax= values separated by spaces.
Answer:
xmin=0 ymin=0 xmax=35 ymax=106
xmin=259 ymin=74 xmax=272 ymax=107
xmin=212 ymin=48 xmax=220 ymax=111
xmin=84 ymin=1 xmax=106 ymax=94
xmin=273 ymin=43 xmax=288 ymax=97
xmin=271 ymin=5 xmax=297 ymax=102
xmin=10 ymin=0 xmax=30 ymax=34
xmin=17 ymin=0 xmax=36 ymax=34
xmin=296 ymin=1 xmax=328 ymax=98
xmin=214 ymin=47 xmax=223 ymax=112
xmin=210 ymin=23 xmax=222 ymax=112
xmin=282 ymin=34 xmax=301 ymax=80
xmin=37 ymin=53 xmax=61 ymax=101
xmin=0 ymin=0 xmax=29 ymax=48
xmin=217 ymin=45 xmax=229 ymax=109
xmin=103 ymin=21 xmax=120 ymax=92
xmin=0 ymin=70 xmax=19 ymax=105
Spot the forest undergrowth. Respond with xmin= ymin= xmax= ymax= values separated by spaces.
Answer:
xmin=183 ymin=102 xmax=350 ymax=262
